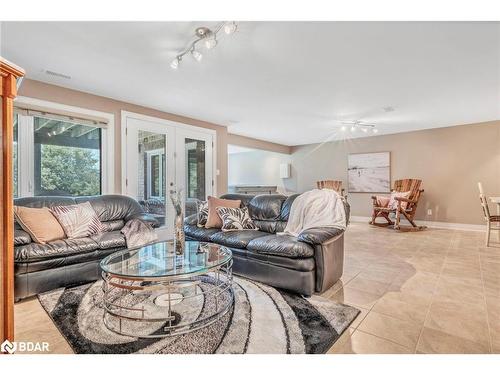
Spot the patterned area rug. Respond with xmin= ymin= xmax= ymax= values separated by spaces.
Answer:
xmin=38 ymin=277 xmax=359 ymax=354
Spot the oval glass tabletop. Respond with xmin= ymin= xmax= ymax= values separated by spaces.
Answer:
xmin=100 ymin=241 xmax=231 ymax=279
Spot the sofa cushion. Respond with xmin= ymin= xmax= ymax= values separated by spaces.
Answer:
xmin=101 ymin=219 xmax=125 ymax=232
xmin=244 ymin=251 xmax=316 ymax=272
xmin=209 ymin=230 xmax=268 ymax=249
xmin=184 ymin=225 xmax=220 ymax=242
xmin=91 ymin=231 xmax=126 ymax=250
xmin=253 ymin=220 xmax=287 ymax=234
xmin=279 ymin=194 xmax=300 ymax=221
xmin=51 ymin=202 xmax=105 ymax=239
xmin=248 ymin=194 xmax=287 ymax=221
xmin=247 ymin=234 xmax=314 ymax=258
xmin=217 ymin=206 xmax=257 ymax=231
xmin=14 ymin=237 xmax=99 ymax=262
xmin=206 ymin=196 xmax=241 ymax=229
xmin=14 ymin=206 xmax=66 ymax=244
xmin=14 ymin=229 xmax=32 ymax=246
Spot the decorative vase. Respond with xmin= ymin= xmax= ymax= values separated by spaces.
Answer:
xmin=169 ymin=189 xmax=185 ymax=255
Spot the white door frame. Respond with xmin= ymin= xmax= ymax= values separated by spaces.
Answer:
xmin=121 ymin=111 xmax=217 ymax=197
xmin=121 ymin=111 xmax=217 ymax=239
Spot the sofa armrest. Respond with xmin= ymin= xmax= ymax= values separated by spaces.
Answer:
xmin=14 ymin=229 xmax=32 ymax=246
xmin=127 ymin=213 xmax=160 ymax=228
xmin=298 ymin=227 xmax=345 ymax=294
xmin=184 ymin=213 xmax=198 ymax=226
xmin=298 ymin=227 xmax=344 ymax=246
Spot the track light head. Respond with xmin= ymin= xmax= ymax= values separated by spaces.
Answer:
xmin=170 ymin=57 xmax=180 ymax=69
xmin=204 ymin=37 xmax=217 ymax=50
xmin=224 ymin=22 xmax=237 ymax=35
xmin=191 ymin=50 xmax=203 ymax=62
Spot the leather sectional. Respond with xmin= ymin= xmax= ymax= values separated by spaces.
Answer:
xmin=13 ymin=195 xmax=159 ymax=300
xmin=184 ymin=193 xmax=348 ymax=296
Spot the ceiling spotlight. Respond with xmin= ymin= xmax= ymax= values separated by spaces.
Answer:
xmin=340 ymin=126 xmax=346 ymax=131
xmin=224 ymin=22 xmax=237 ymax=35
xmin=351 ymin=126 xmax=356 ymax=132
xmin=170 ymin=57 xmax=180 ymax=69
xmin=362 ymin=127 xmax=368 ymax=133
xmin=204 ymin=37 xmax=217 ymax=50
xmin=191 ymin=50 xmax=203 ymax=62
xmin=373 ymin=128 xmax=378 ymax=133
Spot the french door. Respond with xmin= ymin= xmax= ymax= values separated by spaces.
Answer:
xmin=122 ymin=112 xmax=214 ymax=240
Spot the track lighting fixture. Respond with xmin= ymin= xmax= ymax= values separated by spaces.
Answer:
xmin=170 ymin=22 xmax=238 ymax=69
xmin=341 ymin=120 xmax=378 ymax=134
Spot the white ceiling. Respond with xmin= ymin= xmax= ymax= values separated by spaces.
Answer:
xmin=1 ymin=22 xmax=499 ymax=146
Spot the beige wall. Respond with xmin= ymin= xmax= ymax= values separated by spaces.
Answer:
xmin=291 ymin=121 xmax=500 ymax=225
xmin=228 ymin=133 xmax=292 ymax=154
xmin=17 ymin=79 xmax=230 ymax=194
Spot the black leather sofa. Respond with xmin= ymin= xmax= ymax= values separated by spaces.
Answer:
xmin=184 ymin=193 xmax=347 ymax=296
xmin=13 ymin=195 xmax=158 ymax=300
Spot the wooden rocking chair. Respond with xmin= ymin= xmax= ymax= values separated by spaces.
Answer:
xmin=370 ymin=178 xmax=425 ymax=230
xmin=317 ymin=180 xmax=346 ymax=198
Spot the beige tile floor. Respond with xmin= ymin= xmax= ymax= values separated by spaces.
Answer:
xmin=14 ymin=223 xmax=500 ymax=354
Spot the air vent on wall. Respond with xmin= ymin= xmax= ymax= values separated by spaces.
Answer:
xmin=45 ymin=70 xmax=71 ymax=80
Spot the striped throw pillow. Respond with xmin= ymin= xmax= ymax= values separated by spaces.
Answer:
xmin=50 ymin=202 xmax=105 ymax=239
xmin=216 ymin=206 xmax=257 ymax=232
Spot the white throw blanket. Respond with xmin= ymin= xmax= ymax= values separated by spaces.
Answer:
xmin=281 ymin=189 xmax=347 ymax=237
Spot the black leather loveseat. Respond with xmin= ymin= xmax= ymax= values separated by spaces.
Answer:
xmin=184 ymin=193 xmax=347 ymax=296
xmin=13 ymin=195 xmax=158 ymax=300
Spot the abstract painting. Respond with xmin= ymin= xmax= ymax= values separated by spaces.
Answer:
xmin=348 ymin=152 xmax=390 ymax=193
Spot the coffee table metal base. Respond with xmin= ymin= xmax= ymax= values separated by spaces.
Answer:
xmin=101 ymin=261 xmax=233 ymax=339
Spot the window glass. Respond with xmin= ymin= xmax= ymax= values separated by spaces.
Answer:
xmin=185 ymin=138 xmax=206 ymax=201
xmin=34 ymin=116 xmax=102 ymax=196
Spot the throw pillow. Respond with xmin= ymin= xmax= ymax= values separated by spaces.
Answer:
xmin=216 ymin=206 xmax=258 ymax=231
xmin=14 ymin=206 xmax=66 ymax=244
xmin=50 ymin=201 xmax=105 ymax=239
xmin=205 ymin=196 xmax=241 ymax=229
xmin=196 ymin=200 xmax=209 ymax=227
xmin=388 ymin=191 xmax=411 ymax=210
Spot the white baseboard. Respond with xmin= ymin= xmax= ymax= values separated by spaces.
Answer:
xmin=350 ymin=215 xmax=486 ymax=232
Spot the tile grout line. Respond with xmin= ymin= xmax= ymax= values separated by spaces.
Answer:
xmin=413 ymin=233 xmax=455 ymax=353
xmin=478 ymin=241 xmax=494 ymax=353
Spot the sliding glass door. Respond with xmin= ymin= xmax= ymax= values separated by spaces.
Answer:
xmin=123 ymin=113 xmax=214 ymax=240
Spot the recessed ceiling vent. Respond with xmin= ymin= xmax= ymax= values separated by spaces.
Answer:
xmin=45 ymin=70 xmax=71 ymax=80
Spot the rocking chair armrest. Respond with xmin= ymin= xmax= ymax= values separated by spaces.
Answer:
xmin=394 ymin=196 xmax=417 ymax=204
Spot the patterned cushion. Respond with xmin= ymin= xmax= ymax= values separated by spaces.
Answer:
xmin=196 ymin=200 xmax=209 ymax=227
xmin=50 ymin=202 xmax=105 ymax=239
xmin=388 ymin=191 xmax=411 ymax=210
xmin=216 ymin=206 xmax=257 ymax=232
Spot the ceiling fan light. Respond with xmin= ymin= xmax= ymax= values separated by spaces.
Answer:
xmin=204 ymin=37 xmax=217 ymax=49
xmin=224 ymin=22 xmax=237 ymax=35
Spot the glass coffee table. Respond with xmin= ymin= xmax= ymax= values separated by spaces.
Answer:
xmin=100 ymin=241 xmax=233 ymax=338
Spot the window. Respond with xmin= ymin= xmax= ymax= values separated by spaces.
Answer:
xmin=146 ymin=150 xmax=165 ymax=199
xmin=185 ymin=138 xmax=206 ymax=201
xmin=13 ymin=109 xmax=111 ymax=198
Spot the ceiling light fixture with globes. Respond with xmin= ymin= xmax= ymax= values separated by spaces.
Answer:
xmin=170 ymin=22 xmax=238 ymax=69
xmin=340 ymin=120 xmax=378 ymax=134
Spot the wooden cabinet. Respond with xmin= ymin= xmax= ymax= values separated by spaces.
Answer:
xmin=0 ymin=58 xmax=24 ymax=343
